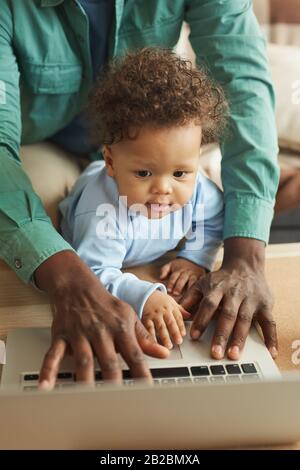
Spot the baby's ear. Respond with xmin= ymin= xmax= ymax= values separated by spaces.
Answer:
xmin=102 ymin=145 xmax=115 ymax=177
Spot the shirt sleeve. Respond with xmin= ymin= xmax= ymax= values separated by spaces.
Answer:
xmin=0 ymin=4 xmax=73 ymax=284
xmin=184 ymin=0 xmax=279 ymax=243
xmin=178 ymin=172 xmax=224 ymax=271
xmin=70 ymin=212 xmax=166 ymax=318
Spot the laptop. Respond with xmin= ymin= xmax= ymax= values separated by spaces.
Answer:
xmin=1 ymin=321 xmax=281 ymax=388
xmin=2 ymin=323 xmax=300 ymax=449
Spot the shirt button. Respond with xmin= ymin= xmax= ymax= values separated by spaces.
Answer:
xmin=14 ymin=258 xmax=22 ymax=269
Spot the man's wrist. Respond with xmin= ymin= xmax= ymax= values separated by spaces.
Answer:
xmin=34 ymin=250 xmax=85 ymax=294
xmin=222 ymin=237 xmax=265 ymax=272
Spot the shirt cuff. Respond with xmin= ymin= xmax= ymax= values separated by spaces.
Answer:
xmin=121 ymin=280 xmax=167 ymax=319
xmin=176 ymin=250 xmax=219 ymax=272
xmin=0 ymin=220 xmax=74 ymax=284
xmin=223 ymin=195 xmax=274 ymax=244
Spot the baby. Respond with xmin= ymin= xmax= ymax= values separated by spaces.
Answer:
xmin=59 ymin=48 xmax=227 ymax=349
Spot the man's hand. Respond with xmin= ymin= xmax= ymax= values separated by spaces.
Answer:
xmin=35 ymin=251 xmax=169 ymax=389
xmin=180 ymin=238 xmax=278 ymax=361
xmin=142 ymin=290 xmax=191 ymax=349
xmin=160 ymin=258 xmax=206 ymax=296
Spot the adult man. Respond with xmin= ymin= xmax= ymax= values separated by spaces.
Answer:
xmin=0 ymin=0 xmax=279 ymax=388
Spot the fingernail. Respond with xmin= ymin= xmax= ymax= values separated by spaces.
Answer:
xmin=228 ymin=346 xmax=239 ymax=358
xmin=212 ymin=345 xmax=223 ymax=357
xmin=270 ymin=346 xmax=278 ymax=358
xmin=191 ymin=329 xmax=200 ymax=340
xmin=39 ymin=380 xmax=50 ymax=390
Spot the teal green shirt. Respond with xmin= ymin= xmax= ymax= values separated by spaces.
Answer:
xmin=0 ymin=0 xmax=279 ymax=284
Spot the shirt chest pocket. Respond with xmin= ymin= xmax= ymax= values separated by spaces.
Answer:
xmin=21 ymin=62 xmax=82 ymax=95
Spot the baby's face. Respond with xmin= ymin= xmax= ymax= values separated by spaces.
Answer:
xmin=103 ymin=123 xmax=202 ymax=219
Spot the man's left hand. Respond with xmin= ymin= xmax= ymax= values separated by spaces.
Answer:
xmin=180 ymin=238 xmax=278 ymax=361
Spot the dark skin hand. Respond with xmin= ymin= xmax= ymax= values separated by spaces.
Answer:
xmin=180 ymin=238 xmax=278 ymax=361
xmin=35 ymin=251 xmax=169 ymax=390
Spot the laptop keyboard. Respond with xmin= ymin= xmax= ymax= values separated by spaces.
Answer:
xmin=21 ymin=363 xmax=261 ymax=391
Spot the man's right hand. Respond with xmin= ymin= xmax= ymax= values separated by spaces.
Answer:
xmin=34 ymin=251 xmax=169 ymax=389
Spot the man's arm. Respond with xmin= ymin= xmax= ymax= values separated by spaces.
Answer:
xmin=0 ymin=3 xmax=72 ymax=281
xmin=182 ymin=0 xmax=278 ymax=359
xmin=0 ymin=3 xmax=169 ymax=388
xmin=185 ymin=0 xmax=279 ymax=240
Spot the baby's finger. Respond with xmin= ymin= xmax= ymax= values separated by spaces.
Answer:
xmin=167 ymin=271 xmax=181 ymax=293
xmin=172 ymin=308 xmax=187 ymax=336
xmin=143 ymin=319 xmax=157 ymax=343
xmin=154 ymin=318 xmax=173 ymax=349
xmin=173 ymin=272 xmax=190 ymax=295
xmin=160 ymin=263 xmax=171 ymax=280
xmin=178 ymin=304 xmax=192 ymax=320
xmin=164 ymin=311 xmax=183 ymax=345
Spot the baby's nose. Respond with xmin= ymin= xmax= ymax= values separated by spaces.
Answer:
xmin=151 ymin=177 xmax=172 ymax=194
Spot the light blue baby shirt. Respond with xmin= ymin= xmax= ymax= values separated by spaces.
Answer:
xmin=59 ymin=161 xmax=224 ymax=318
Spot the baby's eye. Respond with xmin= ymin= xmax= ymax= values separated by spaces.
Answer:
xmin=173 ymin=171 xmax=186 ymax=178
xmin=135 ymin=170 xmax=152 ymax=178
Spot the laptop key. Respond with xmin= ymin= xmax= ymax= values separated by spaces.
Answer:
xmin=57 ymin=372 xmax=73 ymax=380
xmin=241 ymin=363 xmax=257 ymax=374
xmin=150 ymin=367 xmax=190 ymax=379
xmin=122 ymin=370 xmax=132 ymax=380
xmin=210 ymin=365 xmax=226 ymax=375
xmin=23 ymin=373 xmax=39 ymax=381
xmin=225 ymin=364 xmax=241 ymax=375
xmin=95 ymin=371 xmax=102 ymax=381
xmin=191 ymin=366 xmax=210 ymax=376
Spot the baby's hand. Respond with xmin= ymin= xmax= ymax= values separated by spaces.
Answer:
xmin=142 ymin=290 xmax=191 ymax=349
xmin=160 ymin=258 xmax=206 ymax=296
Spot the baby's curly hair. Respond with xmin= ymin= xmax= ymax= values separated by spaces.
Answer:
xmin=88 ymin=47 xmax=228 ymax=146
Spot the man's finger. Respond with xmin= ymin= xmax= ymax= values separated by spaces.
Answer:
xmin=71 ymin=335 xmax=95 ymax=384
xmin=256 ymin=311 xmax=278 ymax=359
xmin=91 ymin=325 xmax=123 ymax=383
xmin=211 ymin=296 xmax=241 ymax=359
xmin=191 ymin=289 xmax=223 ymax=340
xmin=39 ymin=337 xmax=67 ymax=390
xmin=227 ymin=300 xmax=253 ymax=360
xmin=180 ymin=281 xmax=203 ymax=311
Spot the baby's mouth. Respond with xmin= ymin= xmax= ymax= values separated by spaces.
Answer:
xmin=146 ymin=202 xmax=171 ymax=213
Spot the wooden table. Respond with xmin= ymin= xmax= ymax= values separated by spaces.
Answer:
xmin=1 ymin=243 xmax=300 ymax=449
